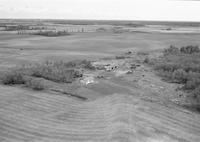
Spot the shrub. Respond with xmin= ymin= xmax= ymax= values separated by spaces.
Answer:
xmin=26 ymin=78 xmax=45 ymax=91
xmin=34 ymin=30 xmax=71 ymax=37
xmin=184 ymin=77 xmax=200 ymax=90
xmin=148 ymin=45 xmax=200 ymax=103
xmin=154 ymin=63 xmax=181 ymax=72
xmin=157 ymin=70 xmax=173 ymax=81
xmin=137 ymin=51 xmax=149 ymax=56
xmin=29 ymin=63 xmax=81 ymax=83
xmin=63 ymin=60 xmax=95 ymax=70
xmin=191 ymin=86 xmax=200 ymax=99
xmin=180 ymin=45 xmax=200 ymax=54
xmin=79 ymin=60 xmax=95 ymax=70
xmin=172 ymin=69 xmax=188 ymax=83
xmin=164 ymin=45 xmax=200 ymax=55
xmin=144 ymin=57 xmax=150 ymax=64
xmin=164 ymin=45 xmax=180 ymax=55
xmin=0 ymin=60 xmax=88 ymax=88
xmin=0 ymin=71 xmax=25 ymax=85
xmin=115 ymin=56 xmax=126 ymax=59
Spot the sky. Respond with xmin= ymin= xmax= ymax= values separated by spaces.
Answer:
xmin=0 ymin=0 xmax=200 ymax=21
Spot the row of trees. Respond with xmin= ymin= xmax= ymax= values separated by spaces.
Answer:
xmin=33 ymin=30 xmax=71 ymax=37
xmin=164 ymin=45 xmax=200 ymax=55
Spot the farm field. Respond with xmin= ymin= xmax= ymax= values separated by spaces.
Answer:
xmin=0 ymin=20 xmax=200 ymax=142
xmin=1 ymin=32 xmax=200 ymax=69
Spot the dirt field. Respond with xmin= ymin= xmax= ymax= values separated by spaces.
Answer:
xmin=1 ymin=85 xmax=200 ymax=142
xmin=1 ymin=29 xmax=200 ymax=142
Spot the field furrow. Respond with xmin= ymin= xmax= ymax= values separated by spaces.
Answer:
xmin=0 ymin=85 xmax=200 ymax=142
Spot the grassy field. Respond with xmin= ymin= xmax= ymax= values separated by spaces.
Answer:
xmin=1 ymin=32 xmax=200 ymax=69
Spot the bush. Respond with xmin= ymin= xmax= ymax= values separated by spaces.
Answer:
xmin=28 ymin=61 xmax=81 ymax=83
xmin=148 ymin=45 xmax=200 ymax=102
xmin=157 ymin=70 xmax=173 ymax=81
xmin=172 ymin=69 xmax=188 ymax=83
xmin=78 ymin=60 xmax=95 ymax=70
xmin=116 ymin=56 xmax=126 ymax=59
xmin=0 ymin=71 xmax=25 ymax=85
xmin=154 ymin=63 xmax=181 ymax=72
xmin=144 ymin=57 xmax=150 ymax=64
xmin=164 ymin=45 xmax=180 ymax=55
xmin=164 ymin=45 xmax=200 ymax=55
xmin=34 ymin=30 xmax=71 ymax=37
xmin=26 ymin=78 xmax=45 ymax=91
xmin=137 ymin=51 xmax=149 ymax=56
xmin=191 ymin=86 xmax=200 ymax=99
xmin=63 ymin=60 xmax=95 ymax=70
xmin=0 ymin=60 xmax=89 ymax=89
xmin=180 ymin=45 xmax=200 ymax=54
xmin=184 ymin=77 xmax=200 ymax=90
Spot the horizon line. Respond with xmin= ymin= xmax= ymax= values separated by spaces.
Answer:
xmin=0 ymin=18 xmax=200 ymax=23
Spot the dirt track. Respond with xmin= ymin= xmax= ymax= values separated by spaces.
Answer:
xmin=0 ymin=85 xmax=200 ymax=142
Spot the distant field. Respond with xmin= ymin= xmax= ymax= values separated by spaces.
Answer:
xmin=1 ymin=32 xmax=200 ymax=70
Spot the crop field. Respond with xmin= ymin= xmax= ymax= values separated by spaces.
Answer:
xmin=0 ymin=20 xmax=200 ymax=142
